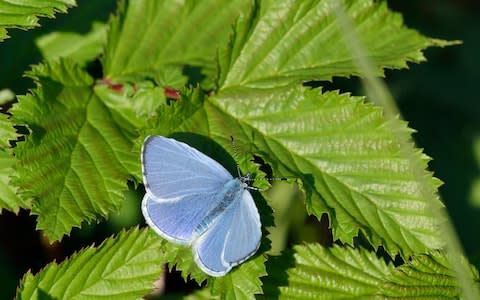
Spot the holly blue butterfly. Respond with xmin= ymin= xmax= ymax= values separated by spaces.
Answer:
xmin=141 ymin=135 xmax=261 ymax=276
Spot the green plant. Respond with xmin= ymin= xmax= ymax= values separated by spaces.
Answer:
xmin=1 ymin=0 xmax=478 ymax=299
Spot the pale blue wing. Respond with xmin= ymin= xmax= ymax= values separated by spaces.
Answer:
xmin=141 ymin=135 xmax=232 ymax=244
xmin=222 ymin=190 xmax=261 ymax=265
xmin=193 ymin=189 xmax=261 ymax=276
xmin=193 ymin=208 xmax=235 ymax=276
xmin=142 ymin=192 xmax=221 ymax=244
xmin=142 ymin=135 xmax=232 ymax=199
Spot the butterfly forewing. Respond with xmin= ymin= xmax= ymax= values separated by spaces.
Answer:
xmin=142 ymin=136 xmax=232 ymax=199
xmin=142 ymin=136 xmax=232 ymax=243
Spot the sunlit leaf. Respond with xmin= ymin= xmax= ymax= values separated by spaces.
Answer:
xmin=17 ymin=228 xmax=167 ymax=299
xmin=11 ymin=59 xmax=139 ymax=240
xmin=217 ymin=0 xmax=453 ymax=90
xmin=147 ymin=85 xmax=444 ymax=256
xmin=0 ymin=113 xmax=26 ymax=213
xmin=103 ymin=0 xmax=252 ymax=88
xmin=35 ymin=21 xmax=107 ymax=62
xmin=263 ymin=244 xmax=479 ymax=299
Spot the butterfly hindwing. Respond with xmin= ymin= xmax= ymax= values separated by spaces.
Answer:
xmin=193 ymin=205 xmax=236 ymax=276
xmin=223 ymin=190 xmax=261 ymax=264
xmin=193 ymin=189 xmax=261 ymax=276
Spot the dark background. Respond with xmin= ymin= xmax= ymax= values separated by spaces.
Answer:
xmin=389 ymin=1 xmax=480 ymax=263
xmin=1 ymin=0 xmax=479 ymax=298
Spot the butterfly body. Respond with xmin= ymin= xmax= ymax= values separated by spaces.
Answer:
xmin=194 ymin=178 xmax=244 ymax=237
xmin=141 ymin=136 xmax=261 ymax=276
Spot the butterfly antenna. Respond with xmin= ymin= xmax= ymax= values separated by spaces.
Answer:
xmin=246 ymin=185 xmax=266 ymax=191
xmin=230 ymin=136 xmax=242 ymax=177
xmin=252 ymin=176 xmax=289 ymax=182
xmin=245 ymin=176 xmax=290 ymax=192
xmin=231 ymin=136 xmax=294 ymax=189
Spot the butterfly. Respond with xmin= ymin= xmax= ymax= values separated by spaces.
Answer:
xmin=141 ymin=135 xmax=261 ymax=277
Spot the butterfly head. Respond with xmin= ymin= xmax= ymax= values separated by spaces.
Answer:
xmin=239 ymin=172 xmax=269 ymax=192
xmin=239 ymin=172 xmax=252 ymax=188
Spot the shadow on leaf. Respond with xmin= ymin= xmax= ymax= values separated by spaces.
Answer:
xmin=259 ymin=249 xmax=295 ymax=299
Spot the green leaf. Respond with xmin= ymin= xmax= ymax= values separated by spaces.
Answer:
xmin=11 ymin=59 xmax=138 ymax=241
xmin=263 ymin=243 xmax=479 ymax=299
xmin=142 ymin=229 xmax=267 ymax=299
xmin=185 ymin=288 xmax=219 ymax=300
xmin=103 ymin=0 xmax=252 ymax=87
xmin=210 ymin=255 xmax=267 ymax=300
xmin=162 ymin=243 xmax=267 ymax=299
xmin=159 ymin=242 xmax=208 ymax=284
xmin=0 ymin=113 xmax=27 ymax=213
xmin=217 ymin=0 xmax=453 ymax=90
xmin=147 ymin=85 xmax=444 ymax=256
xmin=156 ymin=197 xmax=269 ymax=298
xmin=94 ymin=83 xmax=166 ymax=137
xmin=0 ymin=112 xmax=17 ymax=148
xmin=0 ymin=149 xmax=27 ymax=213
xmin=35 ymin=21 xmax=108 ymax=63
xmin=0 ymin=0 xmax=76 ymax=41
xmin=16 ymin=227 xmax=168 ymax=299
xmin=94 ymin=82 xmax=167 ymax=181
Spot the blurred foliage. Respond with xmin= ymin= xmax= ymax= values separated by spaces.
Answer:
xmin=388 ymin=1 xmax=480 ymax=261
